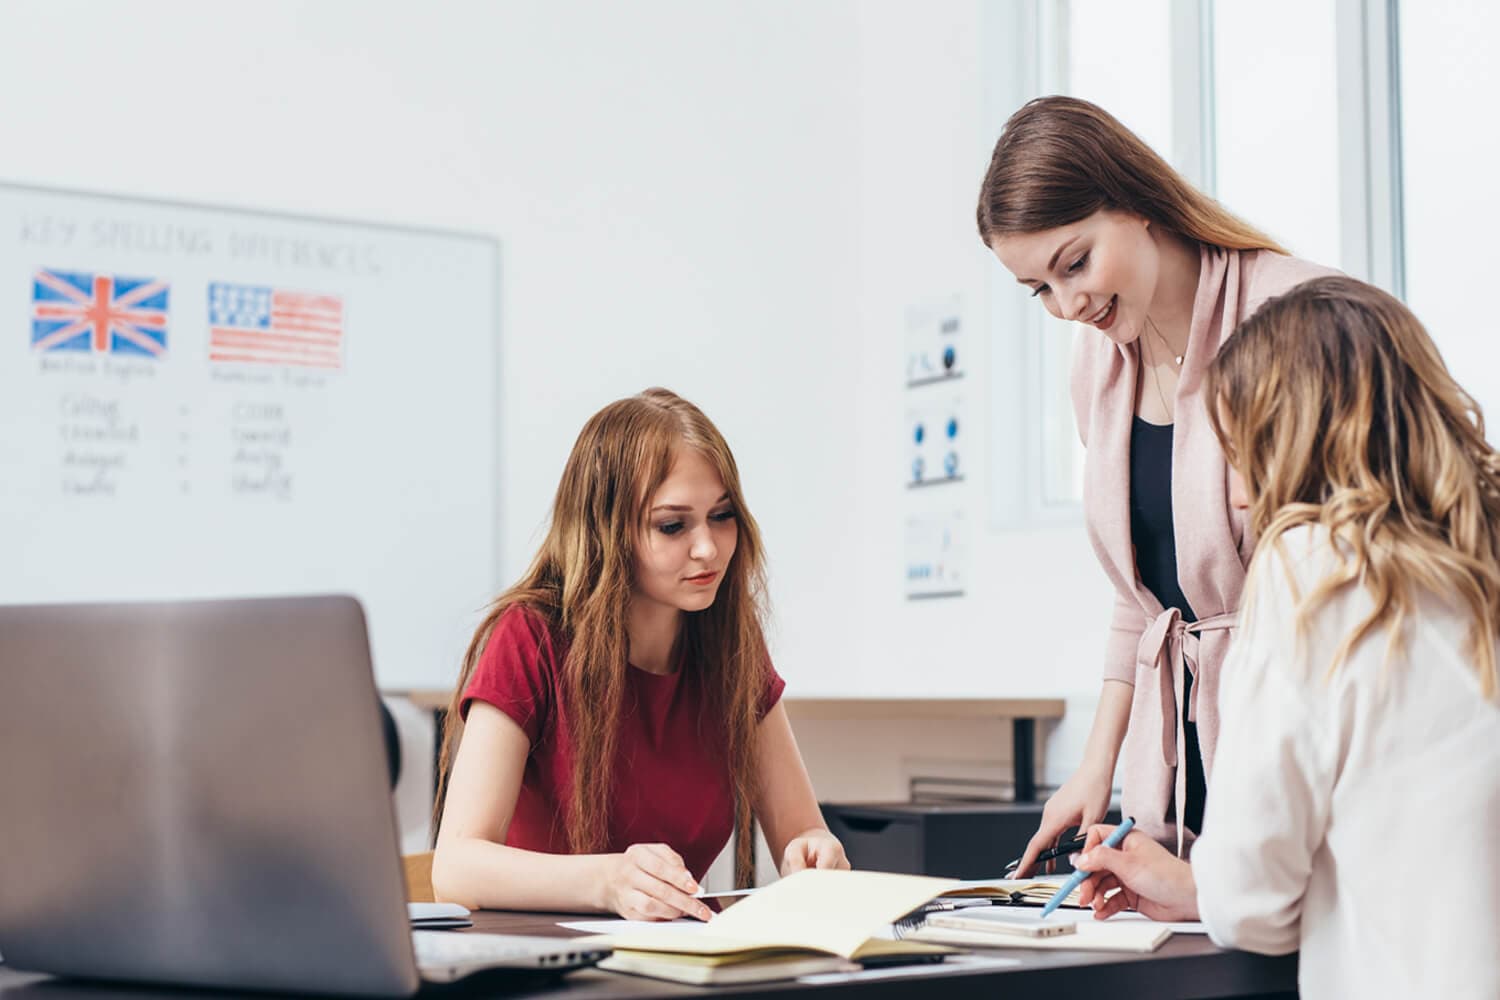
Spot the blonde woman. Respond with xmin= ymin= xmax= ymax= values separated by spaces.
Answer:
xmin=977 ymin=96 xmax=1337 ymax=868
xmin=431 ymin=388 xmax=847 ymax=919
xmin=1072 ymin=277 xmax=1500 ymax=999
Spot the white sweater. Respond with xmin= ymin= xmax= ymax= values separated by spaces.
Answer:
xmin=1192 ymin=526 xmax=1500 ymax=1000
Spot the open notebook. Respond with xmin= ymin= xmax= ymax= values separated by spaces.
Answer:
xmin=939 ymin=875 xmax=1086 ymax=908
xmin=598 ymin=870 xmax=958 ymax=985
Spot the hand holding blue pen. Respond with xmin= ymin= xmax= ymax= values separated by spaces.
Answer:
xmin=1039 ymin=816 xmax=1135 ymax=918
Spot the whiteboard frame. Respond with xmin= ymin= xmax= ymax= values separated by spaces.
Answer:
xmin=1 ymin=177 xmax=506 ymax=643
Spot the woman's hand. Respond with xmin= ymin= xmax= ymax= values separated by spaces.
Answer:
xmin=599 ymin=843 xmax=713 ymax=922
xmin=779 ymin=828 xmax=850 ymax=875
xmin=1075 ymin=824 xmax=1200 ymax=922
xmin=1012 ymin=763 xmax=1114 ymax=877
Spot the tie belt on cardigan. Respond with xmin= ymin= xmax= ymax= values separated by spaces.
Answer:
xmin=1135 ymin=607 xmax=1237 ymax=857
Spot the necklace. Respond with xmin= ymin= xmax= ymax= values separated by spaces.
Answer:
xmin=1145 ymin=315 xmax=1184 ymax=367
xmin=1141 ymin=315 xmax=1176 ymax=421
xmin=1144 ymin=341 xmax=1173 ymax=421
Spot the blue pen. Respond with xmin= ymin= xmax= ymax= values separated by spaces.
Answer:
xmin=1039 ymin=816 xmax=1136 ymax=918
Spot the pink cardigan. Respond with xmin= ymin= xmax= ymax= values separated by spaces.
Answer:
xmin=1070 ymin=246 xmax=1336 ymax=852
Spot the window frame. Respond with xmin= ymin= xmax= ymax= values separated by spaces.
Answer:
xmin=991 ymin=0 xmax=1405 ymax=527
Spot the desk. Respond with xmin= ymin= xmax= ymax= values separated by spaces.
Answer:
xmin=0 ymin=909 xmax=1297 ymax=999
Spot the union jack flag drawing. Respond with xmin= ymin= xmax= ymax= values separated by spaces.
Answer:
xmin=31 ymin=269 xmax=170 ymax=357
xmin=208 ymin=282 xmax=344 ymax=370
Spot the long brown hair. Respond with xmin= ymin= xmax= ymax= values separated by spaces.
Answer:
xmin=1206 ymin=276 xmax=1500 ymax=699
xmin=433 ymin=388 xmax=773 ymax=885
xmin=976 ymin=95 xmax=1287 ymax=253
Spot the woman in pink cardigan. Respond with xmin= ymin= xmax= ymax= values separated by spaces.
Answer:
xmin=977 ymin=96 xmax=1335 ymax=870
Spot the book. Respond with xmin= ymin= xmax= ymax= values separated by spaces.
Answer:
xmin=598 ymin=869 xmax=958 ymax=984
xmin=598 ymin=949 xmax=851 ymax=985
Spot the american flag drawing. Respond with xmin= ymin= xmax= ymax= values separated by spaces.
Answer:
xmin=31 ymin=269 xmax=170 ymax=357
xmin=208 ymin=282 xmax=344 ymax=370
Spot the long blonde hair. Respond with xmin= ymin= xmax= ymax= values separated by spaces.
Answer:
xmin=433 ymin=388 xmax=773 ymax=885
xmin=976 ymin=96 xmax=1287 ymax=253
xmin=1206 ymin=276 xmax=1500 ymax=699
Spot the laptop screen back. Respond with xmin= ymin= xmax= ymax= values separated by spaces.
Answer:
xmin=0 ymin=596 xmax=420 ymax=997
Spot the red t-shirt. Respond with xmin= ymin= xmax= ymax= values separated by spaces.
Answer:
xmin=461 ymin=606 xmax=785 ymax=880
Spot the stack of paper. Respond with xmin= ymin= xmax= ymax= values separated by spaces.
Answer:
xmin=598 ymin=869 xmax=959 ymax=986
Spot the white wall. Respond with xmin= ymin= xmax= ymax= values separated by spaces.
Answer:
xmin=0 ymin=0 xmax=869 ymax=691
xmin=0 ymin=0 xmax=1113 ymax=701
xmin=845 ymin=3 xmax=1113 ymax=726
xmin=9 ymin=0 xmax=1494 ymax=887
xmin=0 ymin=2 xmax=1118 ymax=850
xmin=727 ymin=2 xmax=1118 ymax=879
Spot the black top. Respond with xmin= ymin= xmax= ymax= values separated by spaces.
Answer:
xmin=1128 ymin=418 xmax=1206 ymax=835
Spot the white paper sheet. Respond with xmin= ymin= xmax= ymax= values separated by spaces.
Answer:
xmin=934 ymin=906 xmax=1207 ymax=935
xmin=557 ymin=918 xmax=708 ymax=935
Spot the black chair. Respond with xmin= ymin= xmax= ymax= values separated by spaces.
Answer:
xmin=379 ymin=698 xmax=402 ymax=790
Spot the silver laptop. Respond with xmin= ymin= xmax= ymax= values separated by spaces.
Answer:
xmin=0 ymin=596 xmax=607 ymax=996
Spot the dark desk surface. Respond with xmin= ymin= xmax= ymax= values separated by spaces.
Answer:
xmin=0 ymin=908 xmax=1298 ymax=1000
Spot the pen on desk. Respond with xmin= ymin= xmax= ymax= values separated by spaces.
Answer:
xmin=925 ymin=898 xmax=997 ymax=912
xmin=1038 ymin=816 xmax=1135 ymax=919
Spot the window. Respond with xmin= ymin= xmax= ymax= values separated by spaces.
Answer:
xmin=1020 ymin=0 xmax=1176 ymax=515
xmin=1019 ymin=0 xmax=1361 ymax=517
xmin=1398 ymin=0 xmax=1500 ymax=428
xmin=1212 ymin=0 xmax=1341 ymax=266
xmin=1000 ymin=0 xmax=1403 ymax=520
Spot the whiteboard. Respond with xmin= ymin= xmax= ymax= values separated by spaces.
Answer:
xmin=0 ymin=183 xmax=498 ymax=689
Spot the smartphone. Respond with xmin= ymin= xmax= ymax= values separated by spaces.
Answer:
xmin=925 ymin=912 xmax=1077 ymax=938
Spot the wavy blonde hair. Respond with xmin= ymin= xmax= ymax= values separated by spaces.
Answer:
xmin=976 ymin=96 xmax=1287 ymax=253
xmin=1206 ymin=276 xmax=1500 ymax=699
xmin=433 ymin=388 xmax=772 ymax=886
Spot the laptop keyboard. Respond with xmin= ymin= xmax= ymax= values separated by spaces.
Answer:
xmin=412 ymin=930 xmax=599 ymax=969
